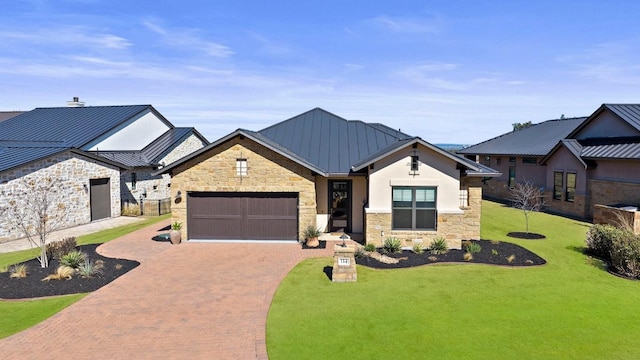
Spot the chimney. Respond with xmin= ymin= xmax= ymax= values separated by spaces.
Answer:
xmin=66 ymin=97 xmax=85 ymax=107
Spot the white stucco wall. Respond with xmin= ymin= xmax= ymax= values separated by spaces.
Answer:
xmin=367 ymin=145 xmax=462 ymax=214
xmin=0 ymin=151 xmax=121 ymax=242
xmin=314 ymin=176 xmax=366 ymax=233
xmin=86 ymin=110 xmax=171 ymax=151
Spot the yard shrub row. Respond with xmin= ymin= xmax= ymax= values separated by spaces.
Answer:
xmin=586 ymin=224 xmax=640 ymax=279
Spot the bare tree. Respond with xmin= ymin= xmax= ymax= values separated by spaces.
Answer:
xmin=0 ymin=177 xmax=69 ymax=268
xmin=510 ymin=181 xmax=545 ymax=233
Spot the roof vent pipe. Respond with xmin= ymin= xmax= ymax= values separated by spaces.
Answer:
xmin=66 ymin=97 xmax=85 ymax=107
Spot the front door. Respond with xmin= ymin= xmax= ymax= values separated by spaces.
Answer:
xmin=329 ymin=180 xmax=351 ymax=232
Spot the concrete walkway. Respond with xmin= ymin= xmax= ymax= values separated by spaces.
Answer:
xmin=0 ymin=217 xmax=145 ymax=253
xmin=0 ymin=220 xmax=350 ymax=359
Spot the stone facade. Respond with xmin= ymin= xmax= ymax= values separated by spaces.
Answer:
xmin=121 ymin=133 xmax=208 ymax=207
xmin=544 ymin=191 xmax=588 ymax=219
xmin=169 ymin=137 xmax=317 ymax=241
xmin=364 ymin=181 xmax=483 ymax=250
xmin=593 ymin=204 xmax=640 ymax=234
xmin=0 ymin=151 xmax=120 ymax=242
xmin=589 ymin=179 xmax=640 ymax=218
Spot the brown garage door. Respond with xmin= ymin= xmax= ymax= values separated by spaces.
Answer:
xmin=187 ymin=192 xmax=298 ymax=240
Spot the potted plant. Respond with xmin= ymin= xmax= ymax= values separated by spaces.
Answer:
xmin=303 ymin=224 xmax=321 ymax=248
xmin=170 ymin=221 xmax=182 ymax=245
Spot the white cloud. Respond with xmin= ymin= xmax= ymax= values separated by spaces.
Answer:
xmin=142 ymin=20 xmax=233 ymax=58
xmin=0 ymin=27 xmax=131 ymax=50
xmin=369 ymin=14 xmax=444 ymax=34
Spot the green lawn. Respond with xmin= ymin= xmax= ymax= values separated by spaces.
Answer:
xmin=0 ymin=214 xmax=170 ymax=340
xmin=267 ymin=201 xmax=640 ymax=359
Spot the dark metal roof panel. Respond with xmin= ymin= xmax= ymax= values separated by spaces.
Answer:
xmin=581 ymin=143 xmax=640 ymax=159
xmin=458 ymin=117 xmax=587 ymax=156
xmin=258 ymin=108 xmax=408 ymax=174
xmin=0 ymin=147 xmax=67 ymax=173
xmin=142 ymin=127 xmax=195 ymax=163
xmin=95 ymin=151 xmax=149 ymax=167
xmin=561 ymin=139 xmax=583 ymax=160
xmin=0 ymin=105 xmax=151 ymax=148
xmin=604 ymin=104 xmax=640 ymax=132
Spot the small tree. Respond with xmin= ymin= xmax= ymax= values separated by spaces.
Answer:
xmin=512 ymin=121 xmax=533 ymax=131
xmin=510 ymin=181 xmax=545 ymax=233
xmin=0 ymin=177 xmax=69 ymax=268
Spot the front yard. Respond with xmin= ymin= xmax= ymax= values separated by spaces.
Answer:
xmin=267 ymin=201 xmax=640 ymax=359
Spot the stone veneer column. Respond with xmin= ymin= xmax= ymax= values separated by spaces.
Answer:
xmin=332 ymin=245 xmax=357 ymax=282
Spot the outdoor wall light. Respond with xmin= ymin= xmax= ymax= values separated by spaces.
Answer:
xmin=175 ymin=190 xmax=182 ymax=201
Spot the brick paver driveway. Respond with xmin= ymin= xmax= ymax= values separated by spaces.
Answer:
xmin=0 ymin=220 xmax=337 ymax=359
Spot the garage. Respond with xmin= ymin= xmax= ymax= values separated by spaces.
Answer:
xmin=187 ymin=192 xmax=299 ymax=240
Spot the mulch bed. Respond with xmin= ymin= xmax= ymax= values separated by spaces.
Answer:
xmin=507 ymin=232 xmax=546 ymax=240
xmin=0 ymin=244 xmax=139 ymax=300
xmin=357 ymin=240 xmax=546 ymax=269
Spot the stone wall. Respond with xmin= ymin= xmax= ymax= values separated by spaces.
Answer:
xmin=589 ymin=179 xmax=640 ymax=218
xmin=364 ymin=182 xmax=483 ymax=250
xmin=0 ymin=151 xmax=121 ymax=242
xmin=593 ymin=204 xmax=640 ymax=234
xmin=169 ymin=136 xmax=317 ymax=241
xmin=160 ymin=134 xmax=208 ymax=166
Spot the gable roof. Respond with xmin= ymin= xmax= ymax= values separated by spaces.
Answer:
xmin=457 ymin=117 xmax=587 ymax=156
xmin=566 ymin=104 xmax=640 ymax=138
xmin=0 ymin=105 xmax=160 ymax=149
xmin=0 ymin=105 xmax=178 ymax=173
xmin=94 ymin=127 xmax=209 ymax=168
xmin=156 ymin=108 xmax=499 ymax=177
xmin=540 ymin=139 xmax=588 ymax=168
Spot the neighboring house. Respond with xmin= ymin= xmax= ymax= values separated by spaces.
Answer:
xmin=458 ymin=117 xmax=586 ymax=201
xmin=459 ymin=103 xmax=640 ymax=220
xmin=156 ymin=108 xmax=499 ymax=248
xmin=0 ymin=111 xmax=24 ymax=122
xmin=0 ymin=100 xmax=208 ymax=242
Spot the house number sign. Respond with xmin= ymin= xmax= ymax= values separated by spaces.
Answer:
xmin=338 ymin=257 xmax=350 ymax=266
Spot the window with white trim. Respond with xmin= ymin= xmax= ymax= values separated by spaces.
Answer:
xmin=392 ymin=186 xmax=437 ymax=230
xmin=236 ymin=158 xmax=247 ymax=176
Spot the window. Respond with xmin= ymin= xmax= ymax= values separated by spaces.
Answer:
xmin=522 ymin=157 xmax=537 ymax=164
xmin=508 ymin=166 xmax=515 ymax=188
xmin=566 ymin=173 xmax=576 ymax=202
xmin=553 ymin=172 xmax=563 ymax=200
xmin=392 ymin=187 xmax=437 ymax=230
xmin=236 ymin=158 xmax=247 ymax=176
xmin=411 ymin=155 xmax=419 ymax=172
xmin=509 ymin=157 xmax=516 ymax=163
xmin=131 ymin=173 xmax=137 ymax=190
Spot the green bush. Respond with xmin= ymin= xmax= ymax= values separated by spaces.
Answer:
xmin=412 ymin=243 xmax=424 ymax=254
xmin=429 ymin=237 xmax=448 ymax=255
xmin=354 ymin=246 xmax=366 ymax=259
xmin=585 ymin=224 xmax=619 ymax=260
xmin=364 ymin=243 xmax=376 ymax=252
xmin=46 ymin=237 xmax=77 ymax=260
xmin=383 ymin=237 xmax=402 ymax=254
xmin=59 ymin=251 xmax=86 ymax=269
xmin=465 ymin=241 xmax=482 ymax=254
xmin=609 ymin=230 xmax=640 ymax=279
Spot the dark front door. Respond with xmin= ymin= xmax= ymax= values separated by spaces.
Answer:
xmin=90 ymin=178 xmax=111 ymax=221
xmin=329 ymin=180 xmax=351 ymax=232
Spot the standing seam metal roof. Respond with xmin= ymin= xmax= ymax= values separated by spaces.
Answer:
xmin=457 ymin=117 xmax=586 ymax=156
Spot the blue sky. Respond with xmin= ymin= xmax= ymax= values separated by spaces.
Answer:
xmin=2 ymin=0 xmax=640 ymax=144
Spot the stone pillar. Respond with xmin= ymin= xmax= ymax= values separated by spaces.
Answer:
xmin=332 ymin=245 xmax=357 ymax=282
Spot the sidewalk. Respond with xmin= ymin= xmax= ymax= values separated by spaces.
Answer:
xmin=0 ymin=216 xmax=146 ymax=253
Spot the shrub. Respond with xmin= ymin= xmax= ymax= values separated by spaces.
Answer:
xmin=60 ymin=251 xmax=86 ymax=268
xmin=412 ymin=243 xmax=424 ymax=254
xmin=364 ymin=243 xmax=376 ymax=252
xmin=10 ymin=264 xmax=28 ymax=278
xmin=383 ymin=237 xmax=402 ymax=254
xmin=303 ymin=224 xmax=321 ymax=240
xmin=506 ymin=254 xmax=516 ymax=263
xmin=608 ymin=230 xmax=640 ymax=279
xmin=121 ymin=204 xmax=141 ymax=216
xmin=77 ymin=259 xmax=103 ymax=278
xmin=171 ymin=221 xmax=183 ymax=230
xmin=465 ymin=241 xmax=482 ymax=254
xmin=41 ymin=265 xmax=75 ymax=281
xmin=585 ymin=224 xmax=619 ymax=260
xmin=491 ymin=249 xmax=499 ymax=256
xmin=46 ymin=237 xmax=77 ymax=259
xmin=463 ymin=252 xmax=473 ymax=261
xmin=429 ymin=237 xmax=449 ymax=255
xmin=354 ymin=246 xmax=367 ymax=259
